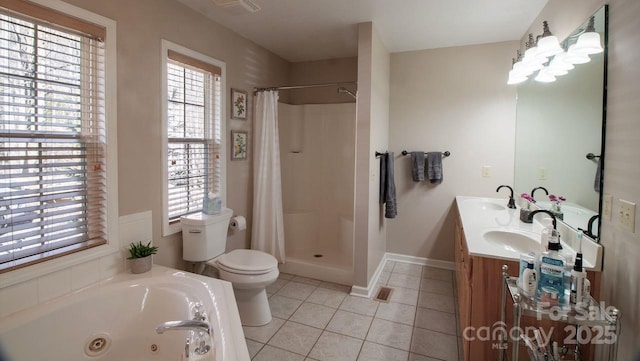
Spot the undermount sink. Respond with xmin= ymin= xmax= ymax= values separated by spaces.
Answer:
xmin=463 ymin=198 xmax=507 ymax=211
xmin=482 ymin=229 xmax=540 ymax=254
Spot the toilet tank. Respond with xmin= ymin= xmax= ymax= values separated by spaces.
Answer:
xmin=181 ymin=208 xmax=233 ymax=262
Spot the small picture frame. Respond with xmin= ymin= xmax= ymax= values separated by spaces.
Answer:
xmin=231 ymin=131 xmax=248 ymax=160
xmin=231 ymin=88 xmax=248 ymax=119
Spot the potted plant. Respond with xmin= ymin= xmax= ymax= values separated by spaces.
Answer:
xmin=548 ymin=194 xmax=566 ymax=220
xmin=519 ymin=193 xmax=535 ymax=223
xmin=127 ymin=241 xmax=158 ymax=274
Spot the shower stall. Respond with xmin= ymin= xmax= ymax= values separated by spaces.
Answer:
xmin=266 ymin=83 xmax=356 ymax=285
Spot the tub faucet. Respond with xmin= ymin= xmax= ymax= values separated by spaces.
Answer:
xmin=155 ymin=320 xmax=211 ymax=335
xmin=496 ymin=185 xmax=516 ymax=209
xmin=530 ymin=186 xmax=549 ymax=201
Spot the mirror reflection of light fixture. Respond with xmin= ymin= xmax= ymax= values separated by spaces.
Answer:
xmin=508 ymin=70 xmax=529 ymax=85
xmin=534 ymin=67 xmax=557 ymax=83
xmin=565 ymin=44 xmax=592 ymax=64
xmin=572 ymin=16 xmax=604 ymax=55
xmin=536 ymin=21 xmax=564 ymax=58
xmin=547 ymin=53 xmax=574 ymax=76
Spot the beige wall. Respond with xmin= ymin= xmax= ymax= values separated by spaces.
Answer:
xmin=287 ymin=57 xmax=358 ymax=105
xmin=521 ymin=0 xmax=640 ymax=358
xmin=62 ymin=0 xmax=290 ymax=268
xmin=387 ymin=42 xmax=518 ymax=261
xmin=353 ymin=22 xmax=390 ymax=287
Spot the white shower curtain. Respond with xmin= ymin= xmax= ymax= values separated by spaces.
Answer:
xmin=251 ymin=90 xmax=286 ymax=263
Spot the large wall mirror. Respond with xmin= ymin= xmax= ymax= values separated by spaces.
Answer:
xmin=514 ymin=5 xmax=608 ymax=242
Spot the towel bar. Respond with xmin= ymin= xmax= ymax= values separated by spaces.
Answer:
xmin=401 ymin=150 xmax=451 ymax=157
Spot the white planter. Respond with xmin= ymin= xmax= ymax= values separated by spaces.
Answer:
xmin=130 ymin=256 xmax=152 ymax=274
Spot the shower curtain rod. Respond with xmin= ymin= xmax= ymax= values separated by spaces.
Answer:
xmin=253 ymin=81 xmax=357 ymax=93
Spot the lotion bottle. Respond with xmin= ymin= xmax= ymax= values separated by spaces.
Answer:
xmin=522 ymin=260 xmax=537 ymax=298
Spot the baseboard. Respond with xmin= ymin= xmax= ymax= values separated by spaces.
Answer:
xmin=350 ymin=253 xmax=391 ymax=298
xmin=350 ymin=252 xmax=454 ymax=298
xmin=384 ymin=252 xmax=455 ymax=271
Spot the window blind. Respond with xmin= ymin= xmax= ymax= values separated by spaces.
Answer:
xmin=0 ymin=7 xmax=107 ymax=272
xmin=167 ymin=56 xmax=221 ymax=223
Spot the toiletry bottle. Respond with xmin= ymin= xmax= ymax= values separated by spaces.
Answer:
xmin=540 ymin=221 xmax=554 ymax=252
xmin=522 ymin=260 xmax=537 ymax=298
xmin=570 ymin=253 xmax=586 ymax=304
xmin=571 ymin=233 xmax=592 ymax=304
xmin=538 ymin=229 xmax=566 ymax=302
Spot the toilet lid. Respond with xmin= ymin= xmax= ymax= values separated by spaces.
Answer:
xmin=216 ymin=249 xmax=278 ymax=274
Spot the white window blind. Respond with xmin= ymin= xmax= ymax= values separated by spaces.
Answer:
xmin=0 ymin=5 xmax=107 ymax=272
xmin=167 ymin=55 xmax=221 ymax=223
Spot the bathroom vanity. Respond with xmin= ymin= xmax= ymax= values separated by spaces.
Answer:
xmin=454 ymin=196 xmax=605 ymax=361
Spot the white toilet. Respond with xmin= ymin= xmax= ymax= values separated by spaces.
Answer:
xmin=181 ymin=208 xmax=279 ymax=326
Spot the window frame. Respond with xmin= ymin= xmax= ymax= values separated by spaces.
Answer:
xmin=0 ymin=0 xmax=117 ymax=286
xmin=161 ymin=40 xmax=226 ymax=236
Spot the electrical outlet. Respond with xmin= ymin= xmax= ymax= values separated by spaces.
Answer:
xmin=602 ymin=194 xmax=613 ymax=220
xmin=619 ymin=199 xmax=636 ymax=232
xmin=538 ymin=167 xmax=547 ymax=180
xmin=482 ymin=165 xmax=491 ymax=177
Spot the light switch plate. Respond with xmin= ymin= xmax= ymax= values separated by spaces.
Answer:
xmin=619 ymin=199 xmax=636 ymax=232
xmin=602 ymin=194 xmax=613 ymax=220
xmin=482 ymin=165 xmax=491 ymax=177
xmin=538 ymin=167 xmax=547 ymax=180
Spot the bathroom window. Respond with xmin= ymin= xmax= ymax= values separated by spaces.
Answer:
xmin=0 ymin=1 xmax=115 ymax=272
xmin=162 ymin=41 xmax=226 ymax=236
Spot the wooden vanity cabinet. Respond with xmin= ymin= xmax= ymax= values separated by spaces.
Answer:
xmin=455 ymin=212 xmax=602 ymax=361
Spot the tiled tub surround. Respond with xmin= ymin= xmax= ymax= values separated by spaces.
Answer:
xmin=244 ymin=260 xmax=462 ymax=361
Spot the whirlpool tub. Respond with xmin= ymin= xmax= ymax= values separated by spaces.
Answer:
xmin=0 ymin=266 xmax=249 ymax=361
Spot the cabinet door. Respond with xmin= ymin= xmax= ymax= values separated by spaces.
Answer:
xmin=455 ymin=216 xmax=472 ymax=361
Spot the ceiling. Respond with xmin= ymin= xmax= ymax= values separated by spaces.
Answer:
xmin=177 ymin=0 xmax=549 ymax=63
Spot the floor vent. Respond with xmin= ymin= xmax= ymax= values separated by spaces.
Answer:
xmin=374 ymin=286 xmax=393 ymax=302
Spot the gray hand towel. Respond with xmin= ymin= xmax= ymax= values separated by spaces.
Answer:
xmin=426 ymin=152 xmax=443 ymax=184
xmin=379 ymin=152 xmax=397 ymax=218
xmin=410 ymin=151 xmax=425 ymax=182
xmin=594 ymin=157 xmax=602 ymax=192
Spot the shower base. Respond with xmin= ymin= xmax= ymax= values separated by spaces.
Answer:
xmin=279 ymin=248 xmax=353 ymax=286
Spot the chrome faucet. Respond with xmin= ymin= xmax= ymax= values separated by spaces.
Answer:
xmin=155 ymin=320 xmax=211 ymax=335
xmin=496 ymin=185 xmax=517 ymax=209
xmin=530 ymin=186 xmax=549 ymax=201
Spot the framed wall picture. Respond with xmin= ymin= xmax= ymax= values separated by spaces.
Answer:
xmin=231 ymin=88 xmax=248 ymax=119
xmin=231 ymin=131 xmax=248 ymax=160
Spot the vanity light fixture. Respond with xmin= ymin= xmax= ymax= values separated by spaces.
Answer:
xmin=507 ymin=20 xmax=594 ymax=85
xmin=521 ymin=34 xmax=547 ymax=71
xmin=572 ymin=16 xmax=604 ymax=55
xmin=535 ymin=21 xmax=564 ymax=58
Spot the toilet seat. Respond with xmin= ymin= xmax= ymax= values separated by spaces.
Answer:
xmin=214 ymin=249 xmax=278 ymax=275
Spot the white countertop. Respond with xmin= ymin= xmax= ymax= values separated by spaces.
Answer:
xmin=455 ymin=196 xmax=603 ymax=271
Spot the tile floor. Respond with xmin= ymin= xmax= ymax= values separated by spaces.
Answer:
xmin=243 ymin=261 xmax=462 ymax=361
